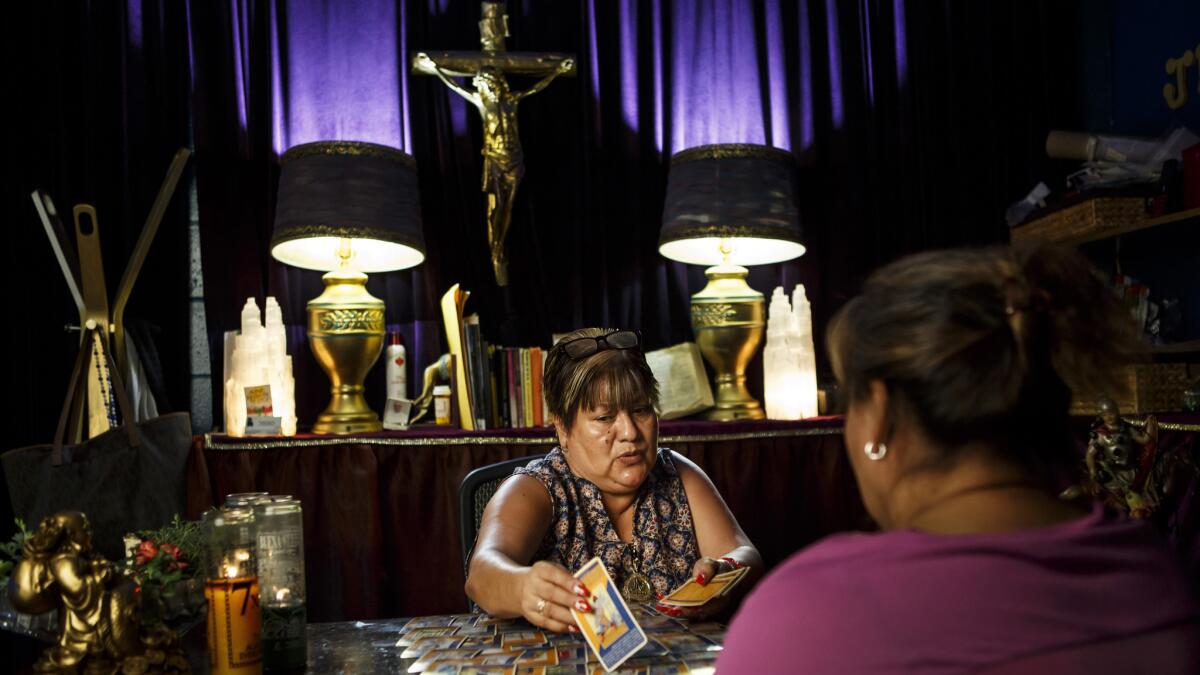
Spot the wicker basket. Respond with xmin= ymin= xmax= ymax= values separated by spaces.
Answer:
xmin=1071 ymin=363 xmax=1191 ymax=415
xmin=1011 ymin=197 xmax=1148 ymax=245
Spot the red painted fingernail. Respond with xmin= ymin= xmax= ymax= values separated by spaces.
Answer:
xmin=568 ymin=625 xmax=579 ymax=633
xmin=575 ymin=600 xmax=591 ymax=612
xmin=656 ymin=604 xmax=669 ymax=612
xmin=696 ymin=574 xmax=706 ymax=584
xmin=573 ymin=583 xmax=587 ymax=596
xmin=654 ymin=592 xmax=664 ymax=600
xmin=668 ymin=608 xmax=683 ymax=617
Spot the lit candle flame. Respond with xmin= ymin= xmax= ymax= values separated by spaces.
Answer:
xmin=225 ymin=564 xmax=240 ymax=579
xmin=276 ymin=588 xmax=291 ymax=603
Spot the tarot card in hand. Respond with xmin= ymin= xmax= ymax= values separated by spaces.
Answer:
xmin=658 ymin=566 xmax=748 ymax=607
xmin=570 ymin=557 xmax=649 ymax=672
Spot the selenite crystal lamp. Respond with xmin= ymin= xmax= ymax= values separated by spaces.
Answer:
xmin=659 ymin=144 xmax=805 ymax=421
xmin=271 ymin=141 xmax=425 ymax=434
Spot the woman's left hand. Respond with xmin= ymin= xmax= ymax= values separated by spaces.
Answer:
xmin=655 ymin=557 xmax=737 ymax=621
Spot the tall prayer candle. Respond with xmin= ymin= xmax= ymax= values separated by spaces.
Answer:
xmin=206 ymin=507 xmax=263 ymax=675
xmin=206 ymin=575 xmax=263 ymax=675
xmin=255 ymin=496 xmax=307 ymax=672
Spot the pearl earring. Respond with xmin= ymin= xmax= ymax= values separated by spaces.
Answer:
xmin=864 ymin=441 xmax=887 ymax=461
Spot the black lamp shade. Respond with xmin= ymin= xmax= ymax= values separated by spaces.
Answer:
xmin=659 ymin=143 xmax=805 ymax=266
xmin=272 ymin=141 xmax=426 ymax=273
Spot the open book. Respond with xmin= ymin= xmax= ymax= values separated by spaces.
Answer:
xmin=645 ymin=342 xmax=714 ymax=419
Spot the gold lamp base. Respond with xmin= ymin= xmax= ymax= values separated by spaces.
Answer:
xmin=307 ymin=270 xmax=386 ymax=434
xmin=690 ymin=264 xmax=765 ymax=421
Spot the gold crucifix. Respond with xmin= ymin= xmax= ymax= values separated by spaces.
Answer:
xmin=413 ymin=2 xmax=575 ymax=287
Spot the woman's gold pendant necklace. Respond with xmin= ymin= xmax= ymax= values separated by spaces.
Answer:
xmin=621 ymin=570 xmax=653 ymax=604
xmin=620 ymin=541 xmax=653 ymax=604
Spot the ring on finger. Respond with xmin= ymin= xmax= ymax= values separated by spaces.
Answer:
xmin=535 ymin=598 xmax=546 ymax=614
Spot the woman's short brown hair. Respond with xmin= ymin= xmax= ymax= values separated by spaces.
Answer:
xmin=827 ymin=244 xmax=1142 ymax=472
xmin=543 ymin=328 xmax=660 ymax=429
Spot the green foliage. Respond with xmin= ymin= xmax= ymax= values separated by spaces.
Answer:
xmin=0 ymin=517 xmax=31 ymax=589
xmin=136 ymin=514 xmax=203 ymax=565
xmin=124 ymin=514 xmax=205 ymax=628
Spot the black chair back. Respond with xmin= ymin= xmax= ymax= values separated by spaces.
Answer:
xmin=458 ymin=454 xmax=547 ymax=568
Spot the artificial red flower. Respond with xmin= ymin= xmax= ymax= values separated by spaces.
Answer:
xmin=159 ymin=543 xmax=182 ymax=561
xmin=136 ymin=540 xmax=159 ymax=566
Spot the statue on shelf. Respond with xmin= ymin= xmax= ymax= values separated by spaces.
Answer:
xmin=413 ymin=2 xmax=576 ymax=287
xmin=1062 ymin=399 xmax=1174 ymax=519
xmin=408 ymin=353 xmax=451 ymax=425
xmin=9 ymin=511 xmax=188 ymax=674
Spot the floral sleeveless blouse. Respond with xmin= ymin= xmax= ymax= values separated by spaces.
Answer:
xmin=512 ymin=447 xmax=700 ymax=598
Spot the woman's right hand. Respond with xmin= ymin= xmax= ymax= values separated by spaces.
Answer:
xmin=519 ymin=560 xmax=592 ymax=632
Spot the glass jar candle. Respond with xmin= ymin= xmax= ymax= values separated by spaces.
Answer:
xmin=205 ymin=506 xmax=263 ymax=675
xmin=255 ymin=497 xmax=307 ymax=672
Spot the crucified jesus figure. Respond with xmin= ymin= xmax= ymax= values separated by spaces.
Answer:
xmin=417 ymin=54 xmax=574 ymax=286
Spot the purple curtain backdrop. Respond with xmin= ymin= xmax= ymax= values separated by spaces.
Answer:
xmin=188 ymin=0 xmax=1084 ymax=429
xmin=2 ymin=0 xmax=1087 ymax=443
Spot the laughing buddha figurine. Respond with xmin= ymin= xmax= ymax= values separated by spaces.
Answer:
xmin=8 ymin=511 xmax=188 ymax=674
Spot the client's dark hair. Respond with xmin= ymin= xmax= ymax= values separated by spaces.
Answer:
xmin=827 ymin=244 xmax=1142 ymax=474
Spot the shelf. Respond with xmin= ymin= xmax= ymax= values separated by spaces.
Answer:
xmin=1011 ymin=204 xmax=1200 ymax=246
xmin=1153 ymin=339 xmax=1200 ymax=357
xmin=1085 ymin=206 xmax=1200 ymax=244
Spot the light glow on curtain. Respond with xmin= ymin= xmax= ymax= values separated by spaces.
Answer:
xmin=894 ymin=0 xmax=908 ymax=87
xmin=825 ymin=0 xmax=845 ymax=128
xmin=229 ymin=0 xmax=905 ymax=161
xmin=269 ymin=0 xmax=411 ymax=154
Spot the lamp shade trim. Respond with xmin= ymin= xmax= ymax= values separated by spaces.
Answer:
xmin=669 ymin=143 xmax=793 ymax=166
xmin=281 ymin=140 xmax=416 ymax=167
xmin=658 ymin=222 xmax=803 ymax=245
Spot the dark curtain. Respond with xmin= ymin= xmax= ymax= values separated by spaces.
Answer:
xmin=190 ymin=0 xmax=1085 ymax=428
xmin=2 ymin=0 xmax=192 ymax=658
xmin=2 ymin=0 xmax=1085 ymax=523
xmin=3 ymin=0 xmax=193 ymax=443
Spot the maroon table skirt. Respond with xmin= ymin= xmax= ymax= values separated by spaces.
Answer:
xmin=185 ymin=414 xmax=1200 ymax=622
xmin=185 ymin=418 xmax=865 ymax=621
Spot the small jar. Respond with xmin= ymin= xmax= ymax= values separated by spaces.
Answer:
xmin=433 ymin=385 xmax=452 ymax=425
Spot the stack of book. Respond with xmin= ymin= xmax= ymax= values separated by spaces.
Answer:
xmin=443 ymin=285 xmax=550 ymax=430
xmin=469 ymin=338 xmax=550 ymax=430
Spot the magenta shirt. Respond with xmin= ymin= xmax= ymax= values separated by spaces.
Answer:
xmin=719 ymin=504 xmax=1199 ymax=674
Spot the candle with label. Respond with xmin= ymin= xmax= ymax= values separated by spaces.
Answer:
xmin=206 ymin=574 xmax=263 ymax=675
xmin=206 ymin=508 xmax=263 ymax=675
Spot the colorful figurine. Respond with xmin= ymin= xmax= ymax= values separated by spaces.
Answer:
xmin=1065 ymin=399 xmax=1169 ymax=519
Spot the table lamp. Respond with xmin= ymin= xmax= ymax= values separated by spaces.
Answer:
xmin=271 ymin=141 xmax=425 ymax=434
xmin=659 ymin=143 xmax=805 ymax=420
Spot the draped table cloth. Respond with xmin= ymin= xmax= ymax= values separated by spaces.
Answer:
xmin=185 ymin=415 xmax=1200 ymax=622
xmin=185 ymin=418 xmax=863 ymax=622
